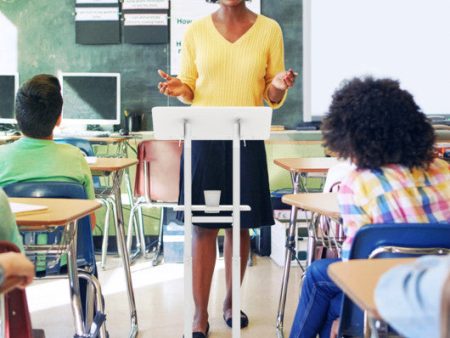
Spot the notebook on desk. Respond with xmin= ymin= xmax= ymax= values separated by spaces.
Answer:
xmin=85 ymin=156 xmax=97 ymax=164
xmin=9 ymin=202 xmax=48 ymax=216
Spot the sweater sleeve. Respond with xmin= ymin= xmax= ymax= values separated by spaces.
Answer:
xmin=263 ymin=22 xmax=288 ymax=109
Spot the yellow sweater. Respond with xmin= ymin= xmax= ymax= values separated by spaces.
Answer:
xmin=178 ymin=14 xmax=287 ymax=109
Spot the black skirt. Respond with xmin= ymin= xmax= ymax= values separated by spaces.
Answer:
xmin=177 ymin=140 xmax=274 ymax=229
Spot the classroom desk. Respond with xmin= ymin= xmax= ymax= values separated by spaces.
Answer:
xmin=89 ymin=157 xmax=139 ymax=338
xmin=282 ymin=192 xmax=340 ymax=220
xmin=277 ymin=193 xmax=342 ymax=334
xmin=273 ymin=157 xmax=338 ymax=332
xmin=328 ymin=258 xmax=415 ymax=336
xmin=11 ymin=197 xmax=103 ymax=337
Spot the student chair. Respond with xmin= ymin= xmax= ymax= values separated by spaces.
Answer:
xmin=338 ymin=223 xmax=450 ymax=338
xmin=3 ymin=181 xmax=107 ymax=336
xmin=442 ymin=274 xmax=450 ymax=338
xmin=127 ymin=140 xmax=182 ymax=265
xmin=54 ymin=137 xmax=119 ymax=269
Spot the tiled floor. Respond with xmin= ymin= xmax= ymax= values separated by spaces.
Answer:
xmin=26 ymin=256 xmax=302 ymax=338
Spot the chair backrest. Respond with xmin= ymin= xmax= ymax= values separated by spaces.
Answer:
xmin=339 ymin=223 xmax=450 ymax=337
xmin=54 ymin=137 xmax=95 ymax=156
xmin=134 ymin=140 xmax=182 ymax=202
xmin=0 ymin=241 xmax=33 ymax=338
xmin=3 ymin=181 xmax=96 ymax=273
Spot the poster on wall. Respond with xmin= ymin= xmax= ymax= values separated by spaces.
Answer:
xmin=122 ymin=0 xmax=169 ymax=43
xmin=75 ymin=0 xmax=121 ymax=44
xmin=170 ymin=0 xmax=261 ymax=74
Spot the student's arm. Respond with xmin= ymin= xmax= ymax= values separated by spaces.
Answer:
xmin=0 ymin=189 xmax=24 ymax=252
xmin=375 ymin=256 xmax=450 ymax=338
xmin=337 ymin=180 xmax=371 ymax=260
xmin=0 ymin=252 xmax=35 ymax=289
xmin=79 ymin=157 xmax=97 ymax=229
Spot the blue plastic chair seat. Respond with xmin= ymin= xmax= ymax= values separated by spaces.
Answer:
xmin=338 ymin=222 xmax=450 ymax=337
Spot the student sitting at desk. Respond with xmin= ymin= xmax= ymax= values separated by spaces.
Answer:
xmin=375 ymin=255 xmax=450 ymax=338
xmin=0 ymin=189 xmax=24 ymax=251
xmin=0 ymin=74 xmax=95 ymax=225
xmin=289 ymin=77 xmax=450 ymax=338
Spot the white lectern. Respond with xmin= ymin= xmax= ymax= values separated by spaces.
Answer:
xmin=152 ymin=106 xmax=272 ymax=338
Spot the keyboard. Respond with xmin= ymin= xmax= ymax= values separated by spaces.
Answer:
xmin=296 ymin=122 xmax=321 ymax=131
xmin=54 ymin=130 xmax=111 ymax=138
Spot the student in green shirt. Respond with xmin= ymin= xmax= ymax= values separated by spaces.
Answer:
xmin=0 ymin=188 xmax=24 ymax=251
xmin=0 ymin=74 xmax=95 ymax=225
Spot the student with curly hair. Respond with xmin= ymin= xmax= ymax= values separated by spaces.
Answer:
xmin=289 ymin=77 xmax=450 ymax=338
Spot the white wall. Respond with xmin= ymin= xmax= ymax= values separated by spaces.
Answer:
xmin=0 ymin=11 xmax=17 ymax=73
xmin=304 ymin=0 xmax=450 ymax=120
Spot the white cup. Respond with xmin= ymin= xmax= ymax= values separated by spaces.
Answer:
xmin=204 ymin=190 xmax=221 ymax=208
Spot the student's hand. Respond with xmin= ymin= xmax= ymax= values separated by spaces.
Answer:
xmin=157 ymin=70 xmax=187 ymax=97
xmin=271 ymin=68 xmax=298 ymax=91
xmin=330 ymin=318 xmax=340 ymax=338
xmin=0 ymin=252 xmax=35 ymax=288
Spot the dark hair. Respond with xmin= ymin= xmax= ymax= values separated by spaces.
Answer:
xmin=15 ymin=74 xmax=63 ymax=138
xmin=321 ymin=77 xmax=435 ymax=169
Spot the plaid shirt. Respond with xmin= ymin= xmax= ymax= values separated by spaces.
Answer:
xmin=338 ymin=158 xmax=450 ymax=259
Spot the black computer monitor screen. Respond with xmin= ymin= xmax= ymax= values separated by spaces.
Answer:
xmin=61 ymin=73 xmax=120 ymax=125
xmin=0 ymin=74 xmax=18 ymax=123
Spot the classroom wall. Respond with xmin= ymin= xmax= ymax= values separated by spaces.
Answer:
xmin=0 ymin=0 xmax=302 ymax=129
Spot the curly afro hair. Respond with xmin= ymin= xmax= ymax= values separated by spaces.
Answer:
xmin=321 ymin=77 xmax=435 ymax=170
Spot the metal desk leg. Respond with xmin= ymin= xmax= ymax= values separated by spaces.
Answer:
xmin=306 ymin=212 xmax=319 ymax=268
xmin=122 ymin=141 xmax=142 ymax=259
xmin=276 ymin=204 xmax=299 ymax=333
xmin=276 ymin=172 xmax=301 ymax=333
xmin=111 ymin=170 xmax=139 ymax=338
xmin=66 ymin=220 xmax=87 ymax=337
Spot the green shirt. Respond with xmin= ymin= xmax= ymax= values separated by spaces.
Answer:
xmin=0 ymin=137 xmax=95 ymax=200
xmin=0 ymin=188 xmax=24 ymax=251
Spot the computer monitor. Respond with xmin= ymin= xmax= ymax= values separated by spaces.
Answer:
xmin=60 ymin=72 xmax=121 ymax=125
xmin=0 ymin=73 xmax=18 ymax=124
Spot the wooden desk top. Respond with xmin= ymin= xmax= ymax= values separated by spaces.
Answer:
xmin=328 ymin=258 xmax=415 ymax=318
xmin=10 ymin=198 xmax=101 ymax=227
xmin=282 ymin=193 xmax=340 ymax=219
xmin=274 ymin=157 xmax=339 ymax=173
xmin=89 ymin=157 xmax=138 ymax=172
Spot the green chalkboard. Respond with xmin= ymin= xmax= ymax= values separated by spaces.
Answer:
xmin=0 ymin=0 xmax=302 ymax=130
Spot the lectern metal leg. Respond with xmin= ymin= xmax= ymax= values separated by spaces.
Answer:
xmin=184 ymin=122 xmax=194 ymax=338
xmin=232 ymin=122 xmax=241 ymax=338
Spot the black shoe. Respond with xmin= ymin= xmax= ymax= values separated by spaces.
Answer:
xmin=190 ymin=322 xmax=210 ymax=338
xmin=223 ymin=310 xmax=249 ymax=329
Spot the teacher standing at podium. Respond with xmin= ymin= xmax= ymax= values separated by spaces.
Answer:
xmin=158 ymin=0 xmax=296 ymax=336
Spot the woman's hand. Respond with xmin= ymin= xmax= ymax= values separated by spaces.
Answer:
xmin=0 ymin=252 xmax=35 ymax=289
xmin=157 ymin=70 xmax=188 ymax=97
xmin=268 ymin=68 xmax=298 ymax=103
xmin=271 ymin=68 xmax=298 ymax=91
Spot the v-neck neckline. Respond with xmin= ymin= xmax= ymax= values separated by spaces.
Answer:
xmin=209 ymin=14 xmax=259 ymax=45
